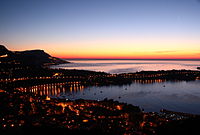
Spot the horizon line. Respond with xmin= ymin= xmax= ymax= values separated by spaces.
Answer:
xmin=61 ymin=58 xmax=200 ymax=61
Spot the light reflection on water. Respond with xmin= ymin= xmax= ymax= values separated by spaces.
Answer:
xmin=51 ymin=60 xmax=200 ymax=73
xmin=17 ymin=79 xmax=200 ymax=114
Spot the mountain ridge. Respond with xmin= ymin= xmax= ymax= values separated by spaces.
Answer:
xmin=0 ymin=45 xmax=69 ymax=67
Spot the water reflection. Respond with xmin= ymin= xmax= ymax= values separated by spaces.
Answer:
xmin=132 ymin=79 xmax=167 ymax=84
xmin=16 ymin=82 xmax=85 ymax=97
xmin=16 ymin=79 xmax=168 ymax=97
xmin=15 ymin=79 xmax=200 ymax=114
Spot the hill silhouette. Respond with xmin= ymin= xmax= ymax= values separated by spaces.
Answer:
xmin=0 ymin=45 xmax=13 ymax=56
xmin=0 ymin=45 xmax=69 ymax=67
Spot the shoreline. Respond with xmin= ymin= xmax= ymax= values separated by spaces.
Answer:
xmin=1 ymin=59 xmax=200 ymax=134
xmin=1 ymin=69 xmax=200 ymax=115
xmin=1 ymin=89 xmax=200 ymax=135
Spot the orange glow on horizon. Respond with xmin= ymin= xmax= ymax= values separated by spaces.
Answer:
xmin=52 ymin=51 xmax=200 ymax=60
xmin=54 ymin=56 xmax=200 ymax=60
xmin=8 ymin=39 xmax=200 ymax=60
xmin=46 ymin=41 xmax=200 ymax=59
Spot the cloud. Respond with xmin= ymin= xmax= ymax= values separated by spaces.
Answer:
xmin=109 ymin=68 xmax=137 ymax=74
xmin=153 ymin=51 xmax=177 ymax=54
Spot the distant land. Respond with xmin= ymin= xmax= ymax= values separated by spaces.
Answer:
xmin=0 ymin=45 xmax=69 ymax=67
xmin=65 ymin=58 xmax=200 ymax=61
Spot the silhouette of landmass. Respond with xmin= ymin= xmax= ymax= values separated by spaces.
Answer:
xmin=0 ymin=45 xmax=69 ymax=67
xmin=0 ymin=45 xmax=12 ymax=56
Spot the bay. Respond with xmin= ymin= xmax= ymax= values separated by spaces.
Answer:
xmin=30 ymin=60 xmax=200 ymax=114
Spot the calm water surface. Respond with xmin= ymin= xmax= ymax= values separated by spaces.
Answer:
xmin=49 ymin=60 xmax=200 ymax=114
xmin=51 ymin=60 xmax=200 ymax=73
xmin=20 ymin=80 xmax=200 ymax=114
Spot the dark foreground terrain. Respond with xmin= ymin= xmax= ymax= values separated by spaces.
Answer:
xmin=0 ymin=89 xmax=200 ymax=135
xmin=1 ymin=45 xmax=200 ymax=135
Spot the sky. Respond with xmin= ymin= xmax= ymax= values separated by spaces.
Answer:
xmin=0 ymin=0 xmax=200 ymax=59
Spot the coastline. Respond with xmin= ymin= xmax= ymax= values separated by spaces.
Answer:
xmin=1 ymin=89 xmax=200 ymax=135
xmin=1 ymin=48 xmax=200 ymax=134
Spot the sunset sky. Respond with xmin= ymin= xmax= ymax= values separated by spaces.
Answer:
xmin=0 ymin=0 xmax=200 ymax=59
